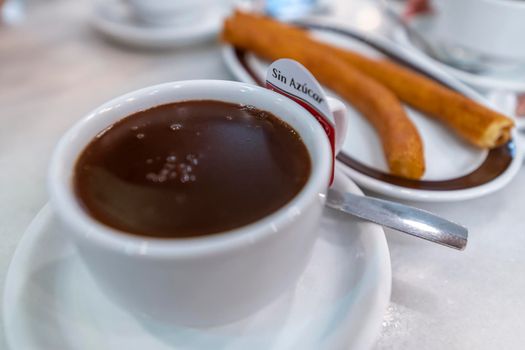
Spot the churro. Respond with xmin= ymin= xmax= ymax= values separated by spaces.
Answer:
xmin=223 ymin=12 xmax=426 ymax=179
xmin=225 ymin=12 xmax=514 ymax=149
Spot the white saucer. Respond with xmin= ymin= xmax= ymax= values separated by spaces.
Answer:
xmin=222 ymin=22 xmax=524 ymax=202
xmin=3 ymin=169 xmax=391 ymax=350
xmin=91 ymin=1 xmax=228 ymax=49
xmin=392 ymin=16 xmax=525 ymax=93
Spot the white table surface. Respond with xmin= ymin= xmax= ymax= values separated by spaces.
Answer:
xmin=1 ymin=1 xmax=525 ymax=349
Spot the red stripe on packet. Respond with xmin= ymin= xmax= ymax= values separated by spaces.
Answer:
xmin=266 ymin=82 xmax=335 ymax=184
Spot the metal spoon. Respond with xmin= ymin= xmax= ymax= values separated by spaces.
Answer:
xmin=326 ymin=189 xmax=468 ymax=250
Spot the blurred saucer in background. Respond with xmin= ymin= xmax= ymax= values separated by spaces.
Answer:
xmin=91 ymin=0 xmax=230 ymax=49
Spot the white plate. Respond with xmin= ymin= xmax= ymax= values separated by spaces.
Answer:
xmin=91 ymin=1 xmax=228 ymax=49
xmin=222 ymin=22 xmax=523 ymax=202
xmin=4 ymin=169 xmax=391 ymax=350
xmin=392 ymin=16 xmax=525 ymax=93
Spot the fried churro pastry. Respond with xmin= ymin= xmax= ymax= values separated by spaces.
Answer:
xmin=333 ymin=51 xmax=514 ymax=148
xmin=222 ymin=12 xmax=425 ymax=179
xmin=227 ymin=12 xmax=514 ymax=149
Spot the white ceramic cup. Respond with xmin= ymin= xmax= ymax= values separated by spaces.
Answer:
xmin=49 ymin=80 xmax=346 ymax=326
xmin=123 ymin=0 xmax=209 ymax=26
xmin=432 ymin=0 xmax=525 ymax=61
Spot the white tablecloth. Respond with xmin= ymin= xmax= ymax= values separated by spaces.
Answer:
xmin=1 ymin=1 xmax=524 ymax=349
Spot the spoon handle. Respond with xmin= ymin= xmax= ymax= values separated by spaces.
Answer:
xmin=326 ymin=189 xmax=468 ymax=250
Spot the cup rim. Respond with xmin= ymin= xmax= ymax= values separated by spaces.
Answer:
xmin=48 ymin=80 xmax=332 ymax=259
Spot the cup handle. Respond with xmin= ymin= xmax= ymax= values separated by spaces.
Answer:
xmin=327 ymin=96 xmax=348 ymax=155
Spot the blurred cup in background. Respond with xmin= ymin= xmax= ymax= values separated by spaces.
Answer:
xmin=123 ymin=0 xmax=210 ymax=26
xmin=432 ymin=0 xmax=525 ymax=63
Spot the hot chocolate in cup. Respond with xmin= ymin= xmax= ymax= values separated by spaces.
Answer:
xmin=49 ymin=80 xmax=345 ymax=326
